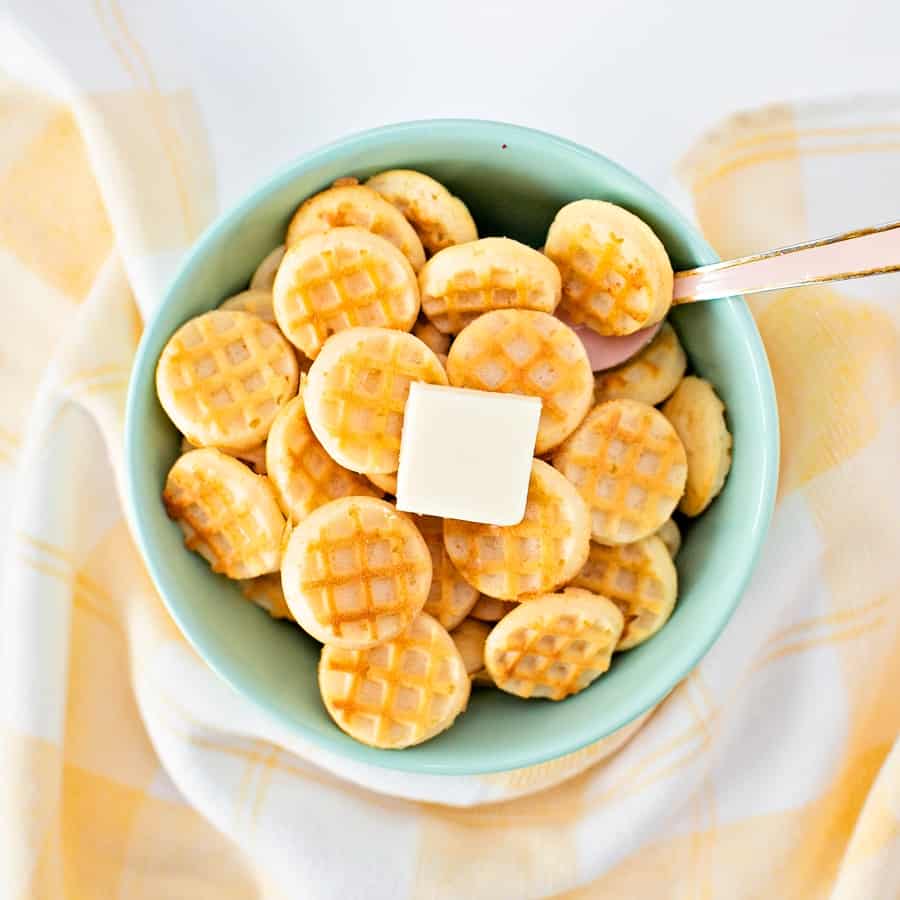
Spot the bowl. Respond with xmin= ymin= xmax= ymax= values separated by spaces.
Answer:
xmin=125 ymin=120 xmax=778 ymax=774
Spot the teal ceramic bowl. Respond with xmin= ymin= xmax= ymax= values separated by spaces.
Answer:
xmin=125 ymin=120 xmax=778 ymax=774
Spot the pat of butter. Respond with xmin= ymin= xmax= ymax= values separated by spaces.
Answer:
xmin=396 ymin=383 xmax=541 ymax=526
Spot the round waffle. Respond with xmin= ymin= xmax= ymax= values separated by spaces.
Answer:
xmin=318 ymin=611 xmax=469 ymax=748
xmin=219 ymin=289 xmax=277 ymax=325
xmin=239 ymin=573 xmax=293 ymax=620
xmin=656 ymin=518 xmax=681 ymax=558
xmin=553 ymin=399 xmax=687 ymax=545
xmin=444 ymin=459 xmax=590 ymax=600
xmin=419 ymin=237 xmax=561 ymax=334
xmin=412 ymin=316 xmax=451 ymax=357
xmin=365 ymin=169 xmax=478 ymax=256
xmin=265 ymin=394 xmax=381 ymax=522
xmin=366 ymin=472 xmax=397 ymax=495
xmin=545 ymin=200 xmax=673 ymax=336
xmin=411 ymin=514 xmax=479 ymax=630
xmin=662 ymin=376 xmax=733 ymax=517
xmin=594 ymin=321 xmax=686 ymax=405
xmin=469 ymin=596 xmax=518 ymax=622
xmin=180 ymin=435 xmax=267 ymax=475
xmin=273 ymin=227 xmax=420 ymax=360
xmin=303 ymin=327 xmax=448 ymax=474
xmin=156 ymin=309 xmax=299 ymax=451
xmin=282 ymin=496 xmax=432 ymax=648
xmin=447 ymin=309 xmax=593 ymax=454
xmin=163 ymin=448 xmax=286 ymax=579
xmin=569 ymin=536 xmax=677 ymax=650
xmin=450 ymin=617 xmax=491 ymax=678
xmin=285 ymin=183 xmax=425 ymax=272
xmin=484 ymin=588 xmax=624 ymax=700
xmin=250 ymin=245 xmax=285 ymax=290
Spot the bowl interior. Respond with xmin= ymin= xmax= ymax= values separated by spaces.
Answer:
xmin=125 ymin=121 xmax=778 ymax=774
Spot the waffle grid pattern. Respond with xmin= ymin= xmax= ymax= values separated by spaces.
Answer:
xmin=295 ymin=501 xmax=431 ymax=644
xmin=487 ymin=608 xmax=619 ymax=700
xmin=320 ymin=613 xmax=467 ymax=748
xmin=276 ymin=234 xmax=418 ymax=358
xmin=554 ymin=400 xmax=686 ymax=544
xmin=157 ymin=310 xmax=297 ymax=449
xmin=447 ymin=309 xmax=593 ymax=453
xmin=219 ymin=289 xmax=277 ymax=324
xmin=163 ymin=450 xmax=284 ymax=579
xmin=416 ymin=515 xmax=479 ymax=630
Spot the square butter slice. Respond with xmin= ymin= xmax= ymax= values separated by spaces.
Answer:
xmin=396 ymin=383 xmax=541 ymax=526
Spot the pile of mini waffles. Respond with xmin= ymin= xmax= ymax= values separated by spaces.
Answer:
xmin=155 ymin=169 xmax=733 ymax=750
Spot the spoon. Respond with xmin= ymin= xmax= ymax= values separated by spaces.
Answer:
xmin=572 ymin=220 xmax=900 ymax=371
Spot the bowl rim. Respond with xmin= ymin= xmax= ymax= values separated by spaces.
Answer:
xmin=125 ymin=118 xmax=779 ymax=774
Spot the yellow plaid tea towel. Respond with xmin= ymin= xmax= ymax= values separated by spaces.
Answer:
xmin=2 ymin=10 xmax=899 ymax=899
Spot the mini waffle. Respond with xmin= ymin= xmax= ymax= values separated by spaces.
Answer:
xmin=419 ymin=237 xmax=561 ymax=334
xmin=412 ymin=514 xmax=479 ymax=630
xmin=273 ymin=227 xmax=420 ymax=360
xmin=250 ymin=245 xmax=285 ymax=290
xmin=553 ymin=399 xmax=687 ymax=545
xmin=545 ymin=200 xmax=673 ymax=336
xmin=444 ymin=459 xmax=590 ymax=600
xmin=318 ymin=611 xmax=469 ymax=748
xmin=365 ymin=169 xmax=478 ymax=256
xmin=240 ymin=573 xmax=293 ymax=620
xmin=450 ymin=617 xmax=491 ymax=679
xmin=180 ymin=435 xmax=268 ymax=475
xmin=412 ymin=316 xmax=451 ymax=357
xmin=569 ymin=535 xmax=677 ymax=650
xmin=303 ymin=327 xmax=448 ymax=474
xmin=662 ymin=376 xmax=733 ymax=516
xmin=285 ymin=183 xmax=425 ymax=272
xmin=156 ymin=309 xmax=299 ymax=451
xmin=281 ymin=496 xmax=432 ymax=648
xmin=656 ymin=518 xmax=681 ymax=558
xmin=366 ymin=472 xmax=398 ymax=495
xmin=484 ymin=588 xmax=624 ymax=699
xmin=594 ymin=321 xmax=686 ymax=406
xmin=447 ymin=309 xmax=593 ymax=454
xmin=219 ymin=289 xmax=277 ymax=325
xmin=163 ymin=448 xmax=286 ymax=579
xmin=265 ymin=395 xmax=380 ymax=522
xmin=469 ymin=597 xmax=518 ymax=622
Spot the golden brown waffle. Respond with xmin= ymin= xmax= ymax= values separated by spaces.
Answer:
xmin=569 ymin=536 xmax=677 ymax=650
xmin=265 ymin=395 xmax=381 ymax=522
xmin=447 ymin=309 xmax=593 ymax=454
xmin=180 ymin=435 xmax=267 ymax=475
xmin=318 ymin=612 xmax=470 ymax=748
xmin=285 ymin=184 xmax=425 ymax=271
xmin=273 ymin=227 xmax=421 ymax=360
xmin=366 ymin=472 xmax=397 ymax=495
xmin=365 ymin=169 xmax=478 ymax=256
xmin=450 ymin=617 xmax=491 ymax=678
xmin=469 ymin=597 xmax=518 ymax=622
xmin=156 ymin=309 xmax=299 ymax=451
xmin=545 ymin=200 xmax=673 ymax=336
xmin=553 ymin=399 xmax=687 ymax=545
xmin=303 ymin=327 xmax=448 ymax=474
xmin=594 ymin=321 xmax=686 ymax=406
xmin=412 ymin=514 xmax=479 ymax=630
xmin=219 ymin=289 xmax=277 ymax=325
xmin=281 ymin=496 xmax=432 ymax=648
xmin=412 ymin=316 xmax=451 ymax=357
xmin=163 ymin=448 xmax=286 ymax=579
xmin=662 ymin=376 xmax=733 ymax=516
xmin=444 ymin=459 xmax=590 ymax=600
xmin=250 ymin=245 xmax=286 ymax=290
xmin=655 ymin=518 xmax=681 ymax=558
xmin=484 ymin=588 xmax=624 ymax=699
xmin=239 ymin=574 xmax=293 ymax=620
xmin=419 ymin=237 xmax=561 ymax=334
